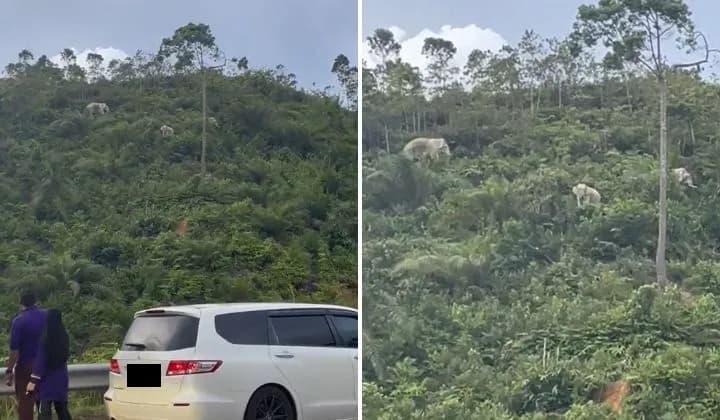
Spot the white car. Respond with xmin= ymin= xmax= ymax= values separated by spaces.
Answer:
xmin=104 ymin=302 xmax=358 ymax=420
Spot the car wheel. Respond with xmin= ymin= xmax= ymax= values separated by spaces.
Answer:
xmin=244 ymin=385 xmax=296 ymax=420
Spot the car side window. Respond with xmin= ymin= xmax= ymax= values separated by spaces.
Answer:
xmin=270 ymin=315 xmax=336 ymax=347
xmin=330 ymin=315 xmax=357 ymax=348
xmin=215 ymin=311 xmax=268 ymax=345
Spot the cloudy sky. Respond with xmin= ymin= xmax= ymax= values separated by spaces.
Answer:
xmin=362 ymin=0 xmax=720 ymax=76
xmin=1 ymin=0 xmax=357 ymax=89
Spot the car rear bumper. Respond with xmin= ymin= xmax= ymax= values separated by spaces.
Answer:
xmin=104 ymin=389 xmax=243 ymax=420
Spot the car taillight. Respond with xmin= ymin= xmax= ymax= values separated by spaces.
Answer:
xmin=166 ymin=360 xmax=222 ymax=376
xmin=110 ymin=358 xmax=120 ymax=374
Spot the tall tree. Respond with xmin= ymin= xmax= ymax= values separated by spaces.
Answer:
xmin=464 ymin=49 xmax=490 ymax=88
xmin=107 ymin=57 xmax=136 ymax=82
xmin=543 ymin=37 xmax=584 ymax=109
xmin=18 ymin=49 xmax=34 ymax=64
xmin=362 ymin=61 xmax=379 ymax=98
xmin=34 ymin=55 xmax=63 ymax=80
xmin=58 ymin=48 xmax=86 ymax=96
xmin=486 ymin=45 xmax=521 ymax=110
xmin=5 ymin=50 xmax=35 ymax=78
xmin=573 ymin=0 xmax=716 ymax=286
xmin=159 ymin=23 xmax=226 ymax=176
xmin=86 ymin=52 xmax=104 ymax=82
xmin=367 ymin=29 xmax=401 ymax=94
xmin=386 ymin=60 xmax=424 ymax=135
xmin=421 ymin=37 xmax=458 ymax=95
xmin=60 ymin=48 xmax=76 ymax=69
xmin=231 ymin=56 xmax=249 ymax=74
xmin=386 ymin=60 xmax=423 ymax=98
xmin=517 ymin=30 xmax=546 ymax=114
xmin=331 ymin=54 xmax=358 ymax=110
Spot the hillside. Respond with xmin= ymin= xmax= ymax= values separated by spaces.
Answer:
xmin=362 ymin=12 xmax=720 ymax=420
xmin=0 ymin=26 xmax=357 ymax=362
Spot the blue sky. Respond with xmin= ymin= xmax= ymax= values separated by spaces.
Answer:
xmin=362 ymin=0 xmax=719 ymax=77
xmin=0 ymin=0 xmax=357 ymax=89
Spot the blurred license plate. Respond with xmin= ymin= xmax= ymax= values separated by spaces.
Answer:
xmin=126 ymin=364 xmax=161 ymax=387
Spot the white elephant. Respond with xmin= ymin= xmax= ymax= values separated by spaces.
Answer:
xmin=572 ymin=183 xmax=601 ymax=208
xmin=672 ymin=167 xmax=697 ymax=188
xmin=85 ymin=102 xmax=110 ymax=117
xmin=160 ymin=125 xmax=174 ymax=137
xmin=401 ymin=137 xmax=451 ymax=161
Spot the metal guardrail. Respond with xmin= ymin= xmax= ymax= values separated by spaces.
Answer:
xmin=0 ymin=363 xmax=108 ymax=396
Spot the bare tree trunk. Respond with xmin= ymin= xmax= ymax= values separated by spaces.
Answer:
xmin=558 ymin=79 xmax=562 ymax=109
xmin=656 ymin=76 xmax=668 ymax=287
xmin=647 ymin=125 xmax=653 ymax=151
xmin=201 ymin=70 xmax=208 ymax=176
xmin=536 ymin=88 xmax=542 ymax=112
xmin=689 ymin=120 xmax=696 ymax=152
xmin=384 ymin=123 xmax=390 ymax=153
xmin=625 ymin=74 xmax=632 ymax=111
xmin=530 ymin=86 xmax=535 ymax=116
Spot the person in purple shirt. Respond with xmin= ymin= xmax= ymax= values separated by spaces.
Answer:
xmin=3 ymin=291 xmax=47 ymax=420
xmin=26 ymin=308 xmax=72 ymax=420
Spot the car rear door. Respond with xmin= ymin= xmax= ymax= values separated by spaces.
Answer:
xmin=268 ymin=309 xmax=355 ymax=420
xmin=328 ymin=310 xmax=358 ymax=416
xmin=110 ymin=310 xmax=200 ymax=405
xmin=210 ymin=309 xmax=276 ymax=394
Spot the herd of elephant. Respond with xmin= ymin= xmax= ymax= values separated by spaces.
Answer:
xmin=572 ymin=167 xmax=696 ymax=209
xmin=83 ymin=101 xmax=218 ymax=138
xmin=399 ymin=136 xmax=698 ymax=210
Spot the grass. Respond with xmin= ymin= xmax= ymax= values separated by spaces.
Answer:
xmin=0 ymin=391 xmax=105 ymax=419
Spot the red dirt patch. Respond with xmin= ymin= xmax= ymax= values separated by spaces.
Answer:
xmin=597 ymin=380 xmax=630 ymax=413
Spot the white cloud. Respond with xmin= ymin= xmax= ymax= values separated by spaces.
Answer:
xmin=363 ymin=24 xmax=507 ymax=77
xmin=387 ymin=26 xmax=407 ymax=43
xmin=49 ymin=46 xmax=129 ymax=70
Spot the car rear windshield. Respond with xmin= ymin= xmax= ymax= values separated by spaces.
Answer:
xmin=121 ymin=314 xmax=199 ymax=351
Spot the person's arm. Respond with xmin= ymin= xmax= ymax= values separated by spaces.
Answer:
xmin=29 ymin=345 xmax=45 ymax=385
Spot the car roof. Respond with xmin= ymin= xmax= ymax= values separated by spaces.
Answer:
xmin=134 ymin=302 xmax=357 ymax=317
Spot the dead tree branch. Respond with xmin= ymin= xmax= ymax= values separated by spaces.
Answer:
xmin=672 ymin=32 xmax=720 ymax=70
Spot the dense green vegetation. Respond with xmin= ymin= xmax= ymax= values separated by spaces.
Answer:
xmin=0 ymin=23 xmax=358 ymax=362
xmin=362 ymin=1 xmax=720 ymax=418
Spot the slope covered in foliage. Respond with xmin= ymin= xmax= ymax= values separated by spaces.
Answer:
xmin=362 ymin=8 xmax=720 ymax=419
xmin=0 ymin=26 xmax=357 ymax=361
